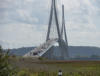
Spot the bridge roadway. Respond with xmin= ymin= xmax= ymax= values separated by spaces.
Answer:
xmin=24 ymin=39 xmax=58 ymax=57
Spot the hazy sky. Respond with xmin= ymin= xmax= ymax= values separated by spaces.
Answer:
xmin=0 ymin=0 xmax=100 ymax=49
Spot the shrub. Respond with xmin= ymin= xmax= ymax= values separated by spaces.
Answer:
xmin=0 ymin=46 xmax=17 ymax=76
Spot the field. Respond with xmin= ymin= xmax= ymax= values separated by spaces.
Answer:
xmin=9 ymin=57 xmax=100 ymax=76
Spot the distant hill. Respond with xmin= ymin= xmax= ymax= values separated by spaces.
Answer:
xmin=9 ymin=47 xmax=35 ymax=56
xmin=68 ymin=46 xmax=100 ymax=57
xmin=8 ymin=46 xmax=100 ymax=57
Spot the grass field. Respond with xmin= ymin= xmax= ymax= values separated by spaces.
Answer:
xmin=9 ymin=57 xmax=100 ymax=76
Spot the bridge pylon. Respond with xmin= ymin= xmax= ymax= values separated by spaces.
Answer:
xmin=43 ymin=0 xmax=69 ymax=60
xmin=46 ymin=0 xmax=61 ymax=42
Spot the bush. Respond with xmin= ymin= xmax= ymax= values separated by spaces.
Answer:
xmin=17 ymin=70 xmax=30 ymax=76
xmin=0 ymin=46 xmax=17 ymax=76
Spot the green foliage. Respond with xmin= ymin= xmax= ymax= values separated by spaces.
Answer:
xmin=38 ymin=57 xmax=47 ymax=61
xmin=17 ymin=69 xmax=30 ymax=76
xmin=16 ymin=71 xmax=100 ymax=76
xmin=91 ymin=54 xmax=100 ymax=58
xmin=0 ymin=46 xmax=17 ymax=76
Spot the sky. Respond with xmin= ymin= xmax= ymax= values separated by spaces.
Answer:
xmin=0 ymin=0 xmax=100 ymax=49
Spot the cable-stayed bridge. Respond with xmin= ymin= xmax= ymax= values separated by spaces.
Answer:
xmin=24 ymin=0 xmax=69 ymax=60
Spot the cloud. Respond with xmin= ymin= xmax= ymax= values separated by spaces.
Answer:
xmin=0 ymin=0 xmax=100 ymax=48
xmin=0 ymin=23 xmax=47 ymax=49
xmin=17 ymin=9 xmax=39 ymax=23
xmin=67 ymin=31 xmax=100 ymax=47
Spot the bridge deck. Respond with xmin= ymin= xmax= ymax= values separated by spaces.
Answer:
xmin=24 ymin=39 xmax=58 ymax=57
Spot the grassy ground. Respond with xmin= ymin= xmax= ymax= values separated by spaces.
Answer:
xmin=9 ymin=57 xmax=100 ymax=76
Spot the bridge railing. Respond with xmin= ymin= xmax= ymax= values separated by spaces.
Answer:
xmin=24 ymin=38 xmax=58 ymax=57
xmin=32 ymin=39 xmax=57 ymax=56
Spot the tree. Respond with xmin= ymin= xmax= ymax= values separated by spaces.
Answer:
xmin=0 ymin=46 xmax=17 ymax=76
xmin=90 ymin=54 xmax=100 ymax=58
